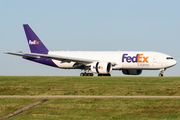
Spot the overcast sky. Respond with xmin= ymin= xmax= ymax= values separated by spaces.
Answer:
xmin=1 ymin=0 xmax=179 ymax=76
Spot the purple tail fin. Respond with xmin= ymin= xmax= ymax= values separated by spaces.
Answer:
xmin=23 ymin=24 xmax=49 ymax=54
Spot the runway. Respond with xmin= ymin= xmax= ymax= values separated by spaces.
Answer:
xmin=1 ymin=95 xmax=180 ymax=98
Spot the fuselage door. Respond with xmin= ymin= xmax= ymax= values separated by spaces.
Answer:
xmin=153 ymin=55 xmax=158 ymax=63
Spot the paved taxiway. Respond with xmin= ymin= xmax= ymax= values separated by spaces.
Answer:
xmin=1 ymin=95 xmax=180 ymax=98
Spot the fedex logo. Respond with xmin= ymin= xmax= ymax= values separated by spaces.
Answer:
xmin=93 ymin=66 xmax=103 ymax=69
xmin=29 ymin=40 xmax=39 ymax=45
xmin=122 ymin=54 xmax=149 ymax=63
xmin=99 ymin=66 xmax=103 ymax=69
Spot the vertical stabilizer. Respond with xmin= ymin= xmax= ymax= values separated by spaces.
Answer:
xmin=23 ymin=24 xmax=49 ymax=54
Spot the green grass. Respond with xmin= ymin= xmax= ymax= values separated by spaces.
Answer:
xmin=1 ymin=76 xmax=180 ymax=119
xmin=0 ymin=76 xmax=180 ymax=96
xmin=0 ymin=98 xmax=41 ymax=118
xmin=0 ymin=98 xmax=180 ymax=120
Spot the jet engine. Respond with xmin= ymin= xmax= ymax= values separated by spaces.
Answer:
xmin=122 ymin=69 xmax=142 ymax=75
xmin=91 ymin=62 xmax=112 ymax=74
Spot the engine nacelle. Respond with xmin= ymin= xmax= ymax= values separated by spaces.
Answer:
xmin=91 ymin=62 xmax=112 ymax=74
xmin=122 ymin=69 xmax=142 ymax=75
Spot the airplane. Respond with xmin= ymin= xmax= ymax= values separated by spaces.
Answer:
xmin=4 ymin=24 xmax=177 ymax=77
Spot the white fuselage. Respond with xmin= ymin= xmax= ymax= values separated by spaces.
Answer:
xmin=48 ymin=51 xmax=177 ymax=70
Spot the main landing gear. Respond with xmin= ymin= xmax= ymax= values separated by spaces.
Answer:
xmin=80 ymin=73 xmax=93 ymax=76
xmin=80 ymin=68 xmax=111 ymax=76
xmin=80 ymin=68 xmax=94 ymax=76
xmin=80 ymin=73 xmax=111 ymax=76
xmin=158 ymin=68 xmax=166 ymax=77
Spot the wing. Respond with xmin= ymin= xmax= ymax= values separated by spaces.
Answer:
xmin=4 ymin=51 xmax=94 ymax=64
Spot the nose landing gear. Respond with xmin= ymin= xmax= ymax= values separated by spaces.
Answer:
xmin=158 ymin=68 xmax=166 ymax=77
xmin=159 ymin=73 xmax=163 ymax=77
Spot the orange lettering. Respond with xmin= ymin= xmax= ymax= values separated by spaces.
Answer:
xmin=143 ymin=56 xmax=149 ymax=63
xmin=137 ymin=54 xmax=143 ymax=63
xmin=99 ymin=66 xmax=103 ymax=69
xmin=35 ymin=40 xmax=39 ymax=44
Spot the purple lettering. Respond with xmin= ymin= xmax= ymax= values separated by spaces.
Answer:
xmin=132 ymin=55 xmax=138 ymax=63
xmin=122 ymin=54 xmax=142 ymax=63
xmin=122 ymin=54 xmax=128 ymax=62
xmin=127 ymin=56 xmax=131 ymax=63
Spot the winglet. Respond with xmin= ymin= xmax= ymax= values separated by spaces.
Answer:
xmin=23 ymin=24 xmax=49 ymax=54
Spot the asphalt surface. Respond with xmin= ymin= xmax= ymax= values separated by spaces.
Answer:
xmin=1 ymin=95 xmax=180 ymax=98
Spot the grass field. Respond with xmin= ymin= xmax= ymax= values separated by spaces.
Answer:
xmin=0 ymin=98 xmax=180 ymax=120
xmin=0 ymin=76 xmax=180 ymax=96
xmin=0 ymin=76 xmax=180 ymax=119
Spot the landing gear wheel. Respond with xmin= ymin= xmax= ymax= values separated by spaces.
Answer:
xmin=98 ymin=74 xmax=111 ymax=76
xmin=80 ymin=73 xmax=84 ymax=76
xmin=98 ymin=74 xmax=102 ymax=76
xmin=159 ymin=74 xmax=163 ymax=77
xmin=80 ymin=73 xmax=94 ymax=76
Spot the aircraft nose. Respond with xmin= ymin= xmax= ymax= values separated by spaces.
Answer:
xmin=167 ymin=59 xmax=177 ymax=67
xmin=173 ymin=60 xmax=177 ymax=66
xmin=170 ymin=60 xmax=177 ymax=67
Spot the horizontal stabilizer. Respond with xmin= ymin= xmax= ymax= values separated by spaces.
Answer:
xmin=4 ymin=52 xmax=40 ymax=59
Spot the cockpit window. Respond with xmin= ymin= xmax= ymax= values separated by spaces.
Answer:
xmin=166 ymin=57 xmax=173 ymax=60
